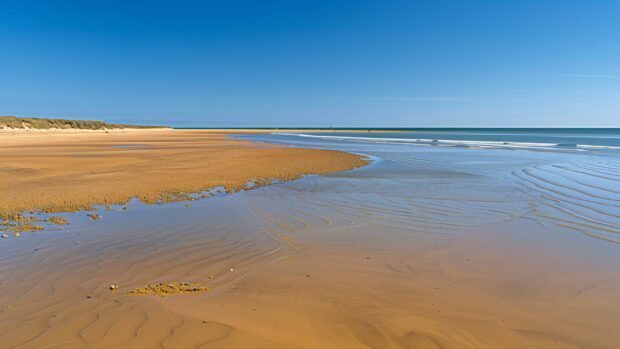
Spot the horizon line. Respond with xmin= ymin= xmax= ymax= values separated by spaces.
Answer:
xmin=174 ymin=126 xmax=620 ymax=130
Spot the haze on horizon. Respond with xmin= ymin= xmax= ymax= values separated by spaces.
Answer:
xmin=1 ymin=1 xmax=619 ymax=128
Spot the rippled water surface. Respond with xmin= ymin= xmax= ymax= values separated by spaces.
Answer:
xmin=238 ymin=132 xmax=620 ymax=244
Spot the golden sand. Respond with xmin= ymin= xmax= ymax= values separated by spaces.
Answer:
xmin=0 ymin=129 xmax=368 ymax=216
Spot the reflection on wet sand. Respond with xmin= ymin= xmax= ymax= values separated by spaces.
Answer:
xmin=1 ymin=135 xmax=620 ymax=348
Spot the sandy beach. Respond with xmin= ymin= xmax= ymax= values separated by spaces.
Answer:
xmin=1 ymin=129 xmax=620 ymax=348
xmin=0 ymin=129 xmax=367 ymax=216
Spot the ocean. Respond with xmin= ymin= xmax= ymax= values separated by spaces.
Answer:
xmin=265 ymin=128 xmax=620 ymax=150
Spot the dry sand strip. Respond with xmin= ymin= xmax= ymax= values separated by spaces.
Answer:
xmin=0 ymin=128 xmax=368 ymax=217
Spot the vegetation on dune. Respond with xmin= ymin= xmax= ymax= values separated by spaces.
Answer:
xmin=0 ymin=116 xmax=168 ymax=130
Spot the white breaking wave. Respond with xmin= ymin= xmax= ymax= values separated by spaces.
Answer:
xmin=274 ymin=133 xmax=620 ymax=152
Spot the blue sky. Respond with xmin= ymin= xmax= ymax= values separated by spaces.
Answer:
xmin=1 ymin=1 xmax=619 ymax=127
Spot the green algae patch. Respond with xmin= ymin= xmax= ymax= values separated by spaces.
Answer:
xmin=87 ymin=213 xmax=102 ymax=221
xmin=48 ymin=216 xmax=70 ymax=225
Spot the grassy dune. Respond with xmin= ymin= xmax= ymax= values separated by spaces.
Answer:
xmin=0 ymin=116 xmax=168 ymax=130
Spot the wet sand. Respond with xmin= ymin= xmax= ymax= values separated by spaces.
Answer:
xmin=1 ymin=131 xmax=620 ymax=348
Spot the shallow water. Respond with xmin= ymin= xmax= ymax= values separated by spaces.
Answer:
xmin=1 ymin=133 xmax=620 ymax=348
xmin=240 ymin=132 xmax=620 ymax=244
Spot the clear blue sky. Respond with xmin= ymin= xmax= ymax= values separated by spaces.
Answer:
xmin=1 ymin=1 xmax=619 ymax=127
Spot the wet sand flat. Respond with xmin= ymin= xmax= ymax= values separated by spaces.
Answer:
xmin=1 ymin=132 xmax=620 ymax=348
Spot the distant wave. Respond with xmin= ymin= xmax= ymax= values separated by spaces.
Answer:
xmin=275 ymin=133 xmax=620 ymax=152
